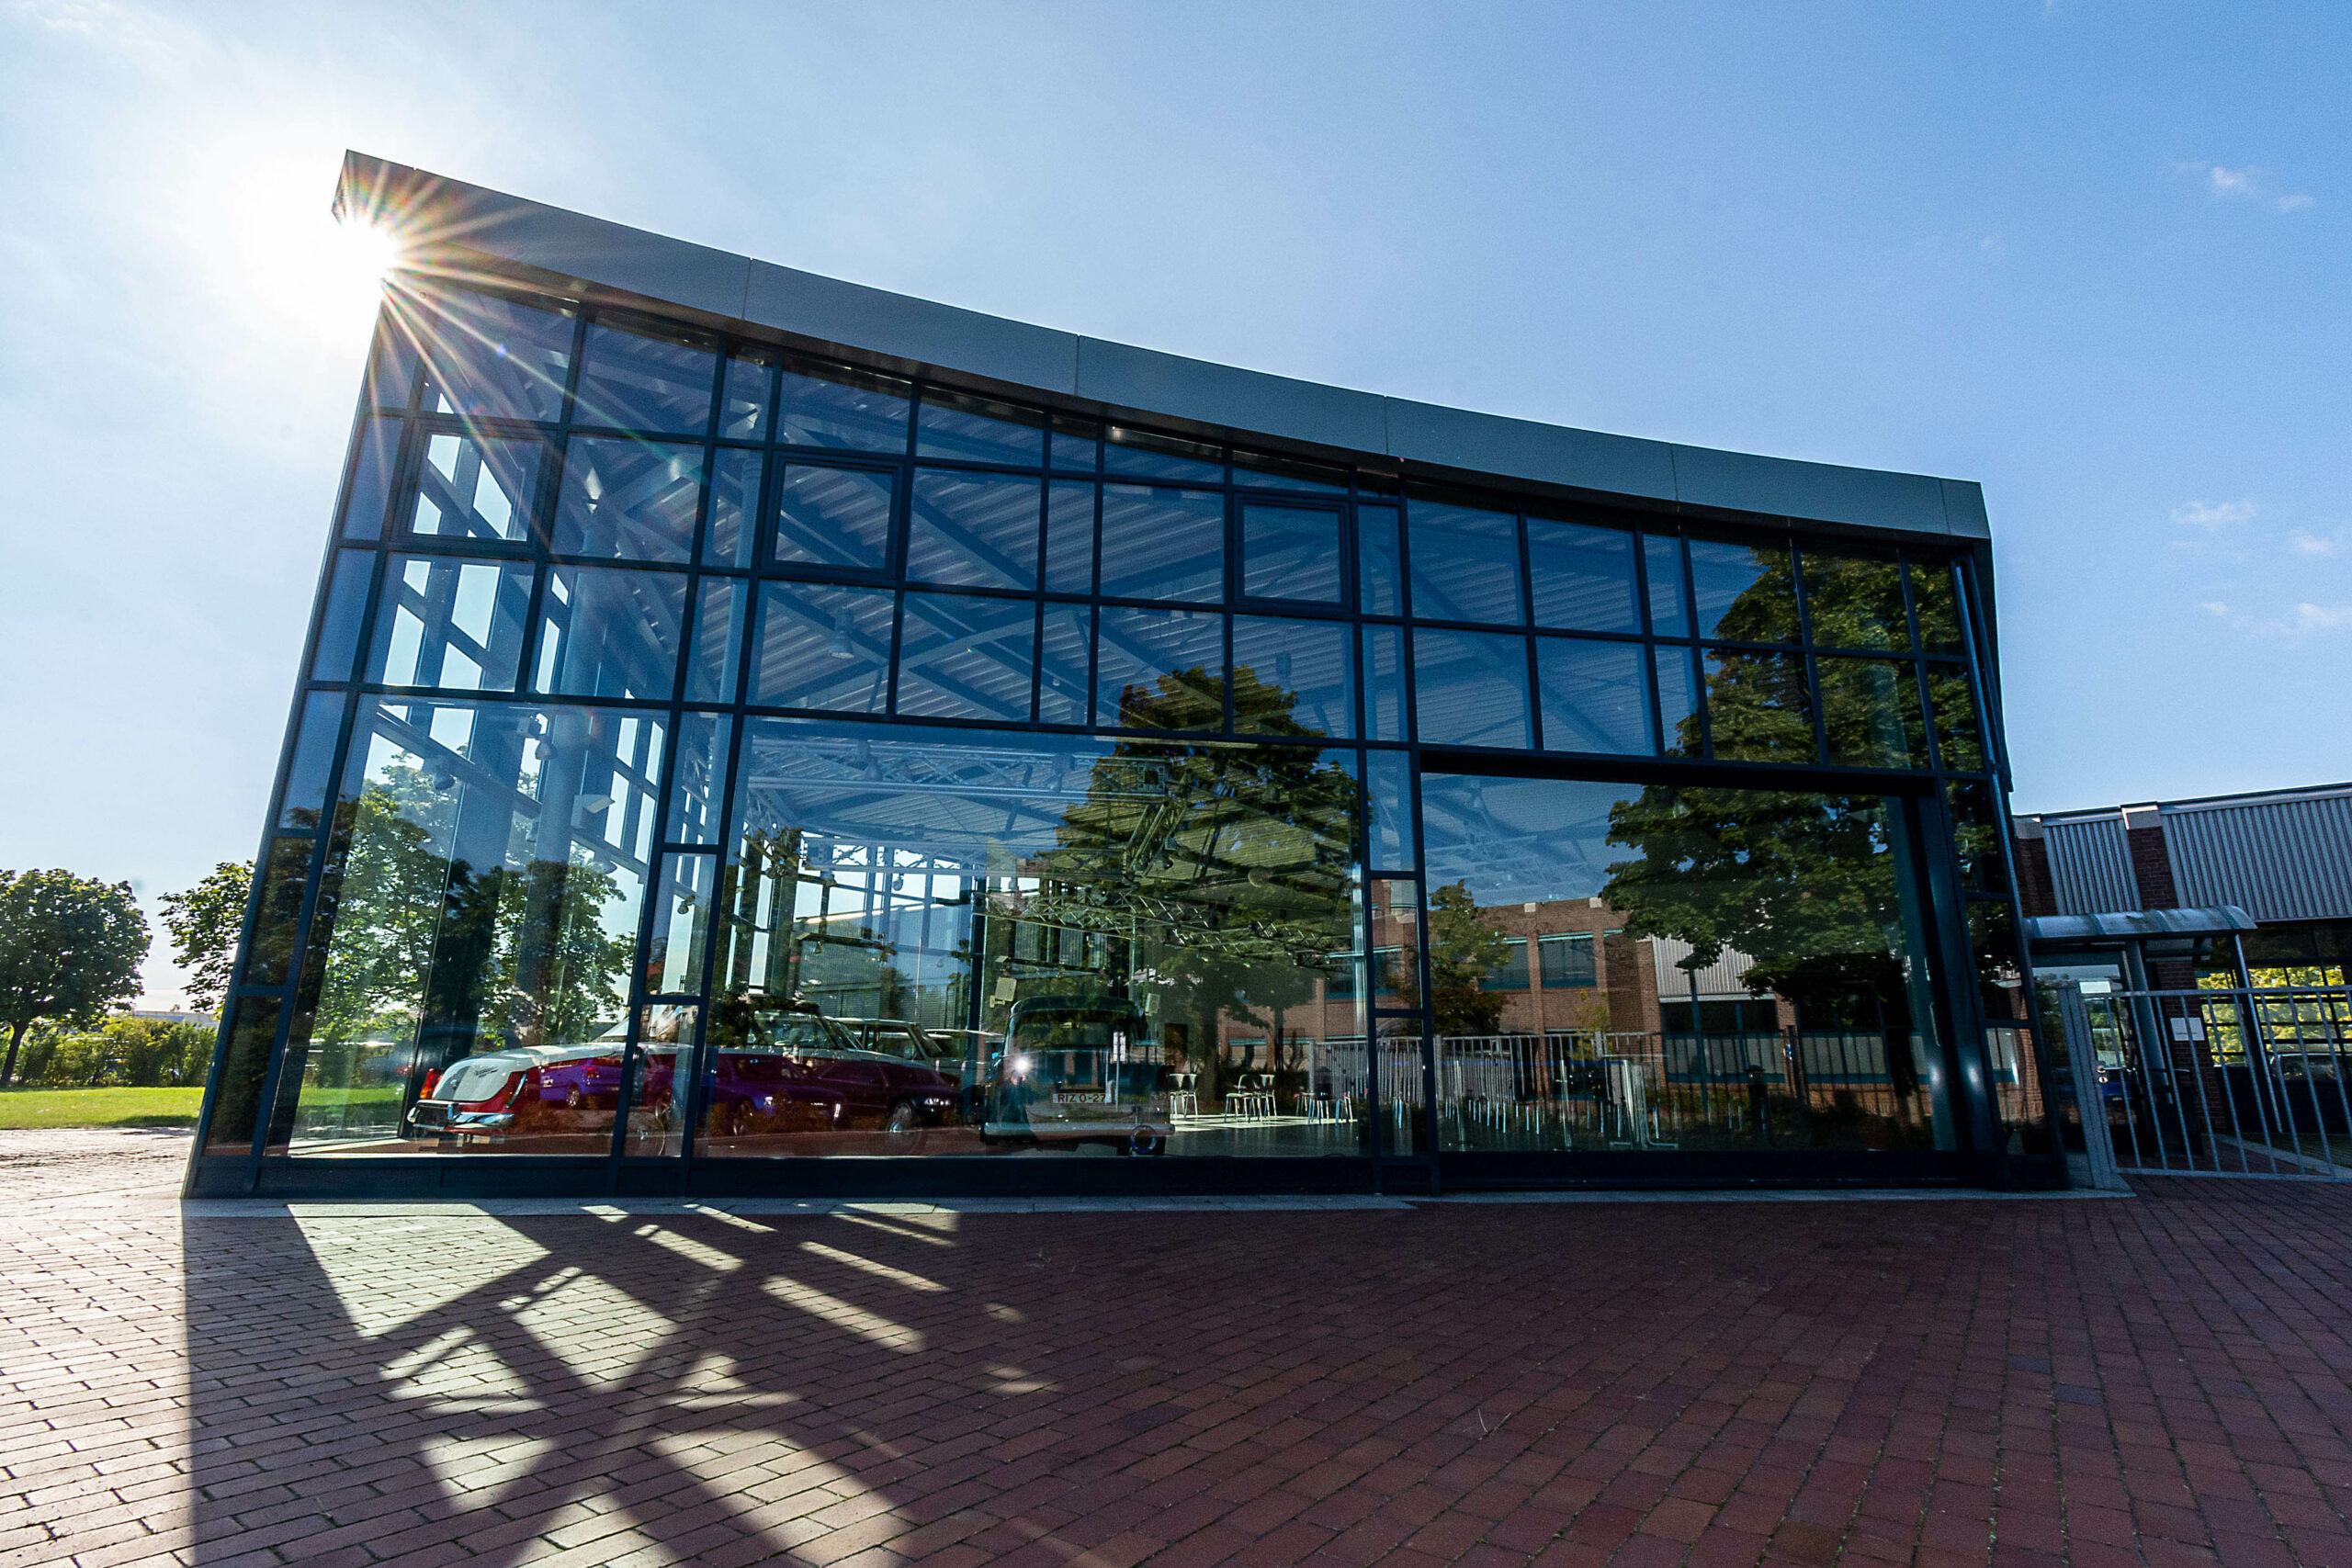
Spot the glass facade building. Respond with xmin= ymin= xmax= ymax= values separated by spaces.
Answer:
xmin=187 ymin=156 xmax=2056 ymax=1196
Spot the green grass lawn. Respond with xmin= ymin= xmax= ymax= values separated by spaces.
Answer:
xmin=0 ymin=1087 xmax=206 ymax=1129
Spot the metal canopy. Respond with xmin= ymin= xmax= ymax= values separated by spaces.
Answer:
xmin=2026 ymin=906 xmax=2258 ymax=943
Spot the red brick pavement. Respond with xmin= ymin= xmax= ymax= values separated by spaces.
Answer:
xmin=6 ymin=1180 xmax=2352 ymax=1566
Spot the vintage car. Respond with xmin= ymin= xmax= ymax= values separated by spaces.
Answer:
xmin=695 ymin=1003 xmax=965 ymax=1148
xmin=983 ymin=998 xmax=1172 ymax=1155
xmin=404 ymin=1041 xmax=626 ymax=1142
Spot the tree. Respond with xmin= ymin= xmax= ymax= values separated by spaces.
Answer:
xmin=158 ymin=862 xmax=253 ymax=1014
xmin=0 ymin=870 xmax=151 ymax=1085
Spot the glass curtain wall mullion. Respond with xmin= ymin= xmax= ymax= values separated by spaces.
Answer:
xmin=607 ymin=693 xmax=696 ymax=1176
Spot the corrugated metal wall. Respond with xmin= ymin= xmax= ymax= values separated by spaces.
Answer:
xmin=1647 ymin=936 xmax=1757 ymax=999
xmin=2164 ymin=793 xmax=2352 ymax=921
xmin=2042 ymin=816 xmax=2140 ymax=914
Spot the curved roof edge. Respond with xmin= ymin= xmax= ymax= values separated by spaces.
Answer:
xmin=334 ymin=150 xmax=1987 ymax=545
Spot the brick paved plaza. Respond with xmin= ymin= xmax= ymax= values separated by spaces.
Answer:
xmin=6 ymin=1147 xmax=2352 ymax=1566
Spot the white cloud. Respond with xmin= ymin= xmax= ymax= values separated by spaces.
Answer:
xmin=2172 ymin=499 xmax=2256 ymax=529
xmin=2293 ymin=604 xmax=2352 ymax=632
xmin=2179 ymin=161 xmax=2316 ymax=215
xmin=2289 ymin=529 xmax=2343 ymax=557
xmin=2199 ymin=601 xmax=2230 ymax=617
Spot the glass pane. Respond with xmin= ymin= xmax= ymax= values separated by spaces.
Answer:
xmin=1038 ymin=604 xmax=1091 ymax=726
xmin=1412 ymin=629 xmax=1532 ymax=749
xmin=667 ymin=712 xmax=731 ymax=848
xmin=368 ymin=557 xmax=533 ymax=692
xmin=1689 ymin=537 xmax=1800 ymax=643
xmin=1969 ymin=901 xmax=2047 ymax=1152
xmin=907 ymin=469 xmax=1041 ymax=591
xmin=1363 ymin=624 xmax=1407 ymax=742
xmin=1801 ymin=548 xmax=1908 ymax=652
xmin=1535 ymin=637 xmax=1652 ymax=755
xmin=1044 ymin=480 xmax=1094 ymax=593
xmin=916 ymin=389 xmax=1046 ymax=466
xmin=702 ymin=447 xmax=763 ymax=570
xmin=1241 ymin=504 xmax=1342 ymax=604
xmin=1099 ymin=485 xmax=1223 ymax=602
xmin=623 ymin=1004 xmax=696 ymax=1157
xmin=311 ymin=550 xmax=376 ymax=682
xmin=1408 ymin=499 xmax=1522 ymax=626
xmin=1419 ymin=773 xmax=1951 ymax=1152
xmin=1946 ymin=780 xmax=2003 ymax=895
xmin=1049 ymin=414 xmax=1098 ymax=472
xmin=243 ymin=836 xmax=313 ymax=988
xmin=685 ymin=578 xmax=745 ymax=704
xmin=1702 ymin=649 xmax=1815 ymax=764
xmin=749 ymin=582 xmax=893 ymax=712
xmin=572 ymin=321 xmax=716 ymax=435
xmin=1104 ymin=426 xmax=1222 ymax=483
xmin=278 ymin=698 xmax=662 ymax=1154
xmin=413 ymin=287 xmax=573 ymax=424
xmin=775 ymin=360 xmax=910 ymax=452
xmin=552 ymin=438 xmax=701 ymax=562
xmin=649 ymin=852 xmax=719 ymax=995
xmin=1096 ymin=607 xmax=1225 ymax=730
xmin=365 ymin=317 xmax=417 ymax=409
xmin=534 ymin=566 xmax=690 ymax=701
xmin=706 ymin=720 xmax=1362 ymax=1157
xmin=279 ymin=691 xmax=348 ymax=832
xmin=1368 ymin=751 xmax=1414 ymax=870
xmin=199 ymin=995 xmax=280 ymax=1153
xmin=720 ymin=355 xmax=773 ymax=442
xmin=775 ymin=464 xmax=895 ymax=573
xmin=1643 ymin=534 xmax=1690 ymax=638
xmin=1528 ymin=518 xmax=1640 ymax=634
xmin=1911 ymin=559 xmax=1964 ymax=654
xmin=1234 ymin=451 xmax=1347 ymax=494
xmin=1818 ymin=657 xmax=1927 ymax=770
xmin=1539 ymin=932 xmax=1598 ymax=989
xmin=1928 ymin=668 xmax=1986 ymax=772
xmin=897 ymin=592 xmax=1035 ymax=722
xmin=1656 ymin=645 xmax=1701 ymax=758
xmin=1358 ymin=505 xmax=1403 ymax=616
xmin=1233 ymin=616 xmax=1353 ymax=739
xmin=409 ymin=433 xmax=540 ymax=543
xmin=342 ymin=417 xmax=400 ymax=540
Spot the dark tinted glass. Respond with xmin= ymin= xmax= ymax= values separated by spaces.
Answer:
xmin=775 ymin=361 xmax=911 ymax=452
xmin=1100 ymin=485 xmax=1223 ymax=602
xmin=1928 ymin=669 xmax=1985 ymax=772
xmin=1801 ymin=548 xmax=1908 ymax=651
xmin=1241 ymin=504 xmax=1341 ymax=603
xmin=1946 ymin=780 xmax=2003 ymax=893
xmin=1702 ymin=649 xmax=1815 ymax=763
xmin=720 ymin=355 xmax=773 ymax=442
xmin=1045 ymin=481 xmax=1094 ymax=593
xmin=200 ymin=996 xmax=280 ymax=1153
xmin=916 ymin=390 xmax=1046 ymax=467
xmin=750 ymin=582 xmax=893 ymax=711
xmin=1643 ymin=534 xmax=1690 ymax=637
xmin=1038 ymin=604 xmax=1091 ymax=724
xmin=775 ymin=464 xmax=895 ymax=573
xmin=1234 ymin=451 xmax=1347 ymax=494
xmin=278 ymin=691 xmax=347 ymax=832
xmin=1364 ymin=624 xmax=1407 ymax=741
xmin=553 ymin=439 xmax=701 ymax=561
xmin=1049 ymin=415 xmax=1098 ymax=472
xmin=685 ymin=579 xmax=745 ymax=704
xmin=416 ymin=288 xmax=573 ymax=424
xmin=1359 ymin=505 xmax=1403 ymax=616
xmin=1818 ymin=657 xmax=1927 ymax=769
xmin=1911 ymin=559 xmax=1965 ymax=654
xmin=243 ymin=835 xmax=313 ymax=987
xmin=311 ymin=550 xmax=375 ymax=682
xmin=1655 ymin=645 xmax=1701 ymax=756
xmin=1689 ymin=538 xmax=1799 ymax=643
xmin=1408 ymin=500 xmax=1522 ymax=626
xmin=341 ymin=417 xmax=400 ymax=539
xmin=572 ymin=321 xmax=716 ymax=434
xmin=409 ymin=432 xmax=541 ymax=543
xmin=1413 ymin=628 xmax=1532 ymax=748
xmin=1234 ymin=616 xmax=1352 ymax=738
xmin=1096 ymin=607 xmax=1224 ymax=729
xmin=898 ymin=592 xmax=1035 ymax=721
xmin=1536 ymin=637 xmax=1652 ymax=755
xmin=907 ymin=469 xmax=1040 ymax=590
xmin=1104 ymin=427 xmax=1222 ymax=483
xmin=701 ymin=447 xmax=763 ymax=569
xmin=368 ymin=556 xmax=534 ymax=692
xmin=1527 ymin=518 xmax=1640 ymax=634
xmin=535 ymin=566 xmax=690 ymax=701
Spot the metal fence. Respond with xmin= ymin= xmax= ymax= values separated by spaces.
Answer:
xmin=2047 ymin=980 xmax=2352 ymax=1179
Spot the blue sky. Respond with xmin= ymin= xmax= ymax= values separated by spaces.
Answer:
xmin=2 ymin=2 xmax=2345 ymax=1003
